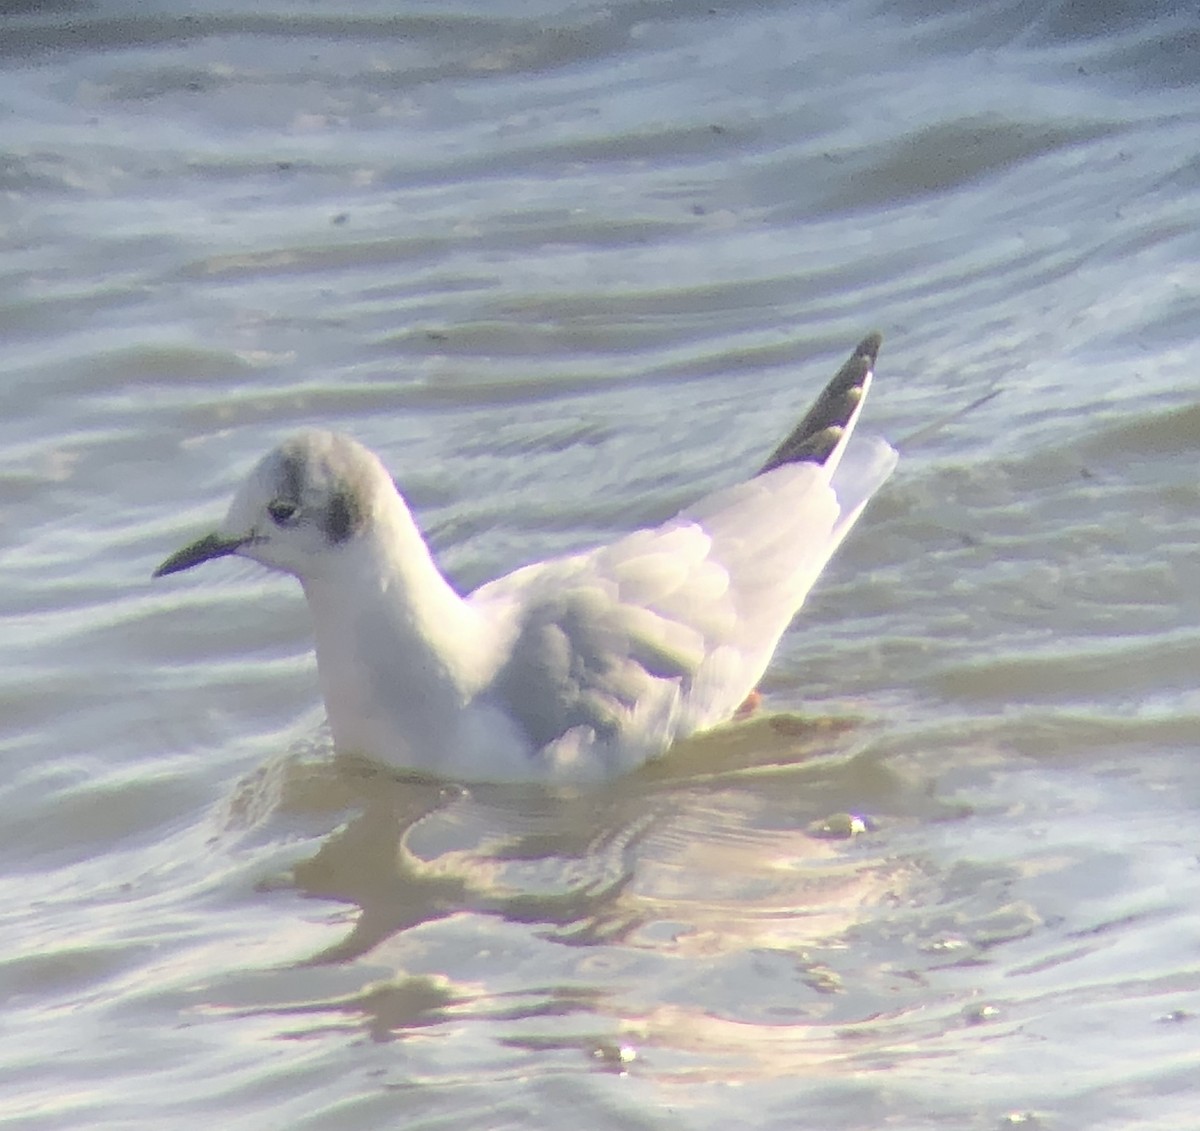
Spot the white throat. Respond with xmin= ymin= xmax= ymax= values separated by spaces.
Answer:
xmin=298 ymin=493 xmax=486 ymax=767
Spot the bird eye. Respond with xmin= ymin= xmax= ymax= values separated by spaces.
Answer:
xmin=267 ymin=499 xmax=298 ymax=526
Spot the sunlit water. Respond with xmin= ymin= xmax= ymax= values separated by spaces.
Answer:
xmin=2 ymin=1 xmax=1199 ymax=1127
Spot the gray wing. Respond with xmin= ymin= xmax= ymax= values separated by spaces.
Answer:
xmin=481 ymin=559 xmax=698 ymax=773
xmin=470 ymin=333 xmax=896 ymax=768
xmin=471 ymin=432 xmax=894 ymax=768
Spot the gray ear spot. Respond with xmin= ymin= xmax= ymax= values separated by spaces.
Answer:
xmin=324 ymin=490 xmax=361 ymax=545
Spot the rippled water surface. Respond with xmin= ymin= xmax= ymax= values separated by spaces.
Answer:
xmin=3 ymin=1 xmax=1200 ymax=1127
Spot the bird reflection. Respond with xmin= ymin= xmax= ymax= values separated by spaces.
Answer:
xmin=223 ymin=710 xmax=934 ymax=1047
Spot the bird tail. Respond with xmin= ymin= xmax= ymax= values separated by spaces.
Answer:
xmin=827 ymin=433 xmax=897 ymax=549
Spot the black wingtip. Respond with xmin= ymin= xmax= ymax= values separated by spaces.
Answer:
xmin=758 ymin=331 xmax=883 ymax=473
xmin=855 ymin=331 xmax=882 ymax=365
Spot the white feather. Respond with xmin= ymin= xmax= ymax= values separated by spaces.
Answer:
xmin=156 ymin=337 xmax=897 ymax=782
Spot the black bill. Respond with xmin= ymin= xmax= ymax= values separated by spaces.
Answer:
xmin=153 ymin=532 xmax=251 ymax=578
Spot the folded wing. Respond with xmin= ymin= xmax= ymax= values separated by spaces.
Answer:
xmin=470 ymin=335 xmax=896 ymax=773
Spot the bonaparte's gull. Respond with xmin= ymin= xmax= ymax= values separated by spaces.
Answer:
xmin=155 ymin=333 xmax=896 ymax=782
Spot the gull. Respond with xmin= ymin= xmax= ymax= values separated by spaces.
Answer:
xmin=155 ymin=333 xmax=896 ymax=783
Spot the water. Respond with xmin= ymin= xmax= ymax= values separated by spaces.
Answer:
xmin=2 ymin=0 xmax=1199 ymax=1127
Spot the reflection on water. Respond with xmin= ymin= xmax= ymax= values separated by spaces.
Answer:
xmin=220 ymin=717 xmax=982 ymax=1051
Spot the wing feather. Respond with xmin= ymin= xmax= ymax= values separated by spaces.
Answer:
xmin=469 ymin=429 xmax=892 ymax=758
xmin=465 ymin=331 xmax=897 ymax=767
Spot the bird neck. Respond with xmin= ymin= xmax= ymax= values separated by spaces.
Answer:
xmin=298 ymin=495 xmax=484 ymax=761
